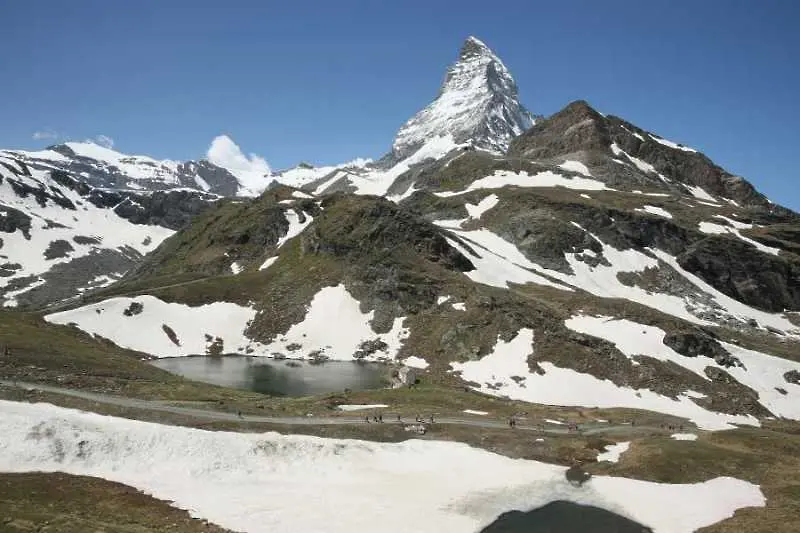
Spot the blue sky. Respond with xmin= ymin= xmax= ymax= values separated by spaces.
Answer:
xmin=1 ymin=1 xmax=798 ymax=209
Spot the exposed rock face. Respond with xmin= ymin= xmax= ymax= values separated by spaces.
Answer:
xmin=304 ymin=195 xmax=474 ymax=273
xmin=49 ymin=169 xmax=214 ymax=230
xmin=677 ymin=238 xmax=800 ymax=312
xmin=391 ymin=36 xmax=534 ymax=160
xmin=663 ymin=331 xmax=741 ymax=368
xmin=508 ymin=100 xmax=611 ymax=160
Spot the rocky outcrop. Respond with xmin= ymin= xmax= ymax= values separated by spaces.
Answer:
xmin=663 ymin=330 xmax=741 ymax=368
xmin=304 ymin=195 xmax=474 ymax=273
xmin=507 ymin=100 xmax=610 ymax=160
xmin=677 ymin=237 xmax=800 ymax=312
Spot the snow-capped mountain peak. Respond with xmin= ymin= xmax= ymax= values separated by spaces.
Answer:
xmin=391 ymin=36 xmax=534 ymax=160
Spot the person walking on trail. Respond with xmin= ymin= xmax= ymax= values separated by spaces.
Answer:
xmin=378 ymin=414 xmax=383 ymax=423
xmin=365 ymin=416 xmax=370 ymax=423
xmin=397 ymin=414 xmax=401 ymax=422
xmin=429 ymin=414 xmax=434 ymax=424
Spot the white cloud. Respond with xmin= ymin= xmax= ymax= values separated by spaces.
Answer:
xmin=32 ymin=129 xmax=59 ymax=141
xmin=206 ymin=135 xmax=272 ymax=195
xmin=94 ymin=135 xmax=115 ymax=148
xmin=207 ymin=135 xmax=271 ymax=176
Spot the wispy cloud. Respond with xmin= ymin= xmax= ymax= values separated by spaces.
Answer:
xmin=93 ymin=135 xmax=115 ymax=148
xmin=32 ymin=129 xmax=59 ymax=141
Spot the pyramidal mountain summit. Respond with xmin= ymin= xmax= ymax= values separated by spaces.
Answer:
xmin=391 ymin=36 xmax=535 ymax=160
xmin=2 ymin=35 xmax=800 ymax=438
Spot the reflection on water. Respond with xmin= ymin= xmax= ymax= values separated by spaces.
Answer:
xmin=151 ymin=356 xmax=387 ymax=397
xmin=480 ymin=501 xmax=653 ymax=533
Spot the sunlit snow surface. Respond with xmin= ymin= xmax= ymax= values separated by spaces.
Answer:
xmin=435 ymin=169 xmax=611 ymax=197
xmin=698 ymin=218 xmax=780 ymax=255
xmin=635 ymin=205 xmax=673 ymax=219
xmin=46 ymin=285 xmax=409 ymax=362
xmin=449 ymin=328 xmax=762 ymax=430
xmin=597 ymin=441 xmax=630 ymax=463
xmin=0 ymin=401 xmax=765 ymax=533
xmin=649 ymin=134 xmax=698 ymax=153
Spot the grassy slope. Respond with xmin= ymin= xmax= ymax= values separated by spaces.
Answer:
xmin=0 ymin=472 xmax=234 ymax=533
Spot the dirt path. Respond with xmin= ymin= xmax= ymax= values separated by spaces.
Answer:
xmin=0 ymin=380 xmax=650 ymax=436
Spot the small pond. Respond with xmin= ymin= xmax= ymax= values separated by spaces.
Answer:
xmin=151 ymin=356 xmax=388 ymax=397
xmin=479 ymin=501 xmax=652 ymax=533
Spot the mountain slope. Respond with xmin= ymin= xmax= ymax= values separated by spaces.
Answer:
xmin=392 ymin=36 xmax=534 ymax=161
xmin=48 ymin=131 xmax=800 ymax=429
xmin=0 ymin=154 xmax=215 ymax=308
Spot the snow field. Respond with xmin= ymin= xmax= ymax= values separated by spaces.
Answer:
xmin=435 ymin=170 xmax=610 ymax=197
xmin=565 ymin=315 xmax=800 ymax=421
xmin=45 ymin=295 xmax=257 ymax=358
xmin=449 ymin=328 xmax=758 ymax=430
xmin=47 ymin=285 xmax=409 ymax=362
xmin=0 ymin=401 xmax=765 ymax=533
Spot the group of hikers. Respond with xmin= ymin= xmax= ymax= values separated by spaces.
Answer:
xmin=364 ymin=413 xmax=435 ymax=424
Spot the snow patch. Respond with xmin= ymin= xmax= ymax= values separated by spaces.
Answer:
xmin=686 ymin=185 xmax=718 ymax=203
xmin=403 ymin=356 xmax=430 ymax=370
xmin=259 ymin=257 xmax=278 ymax=271
xmin=337 ymin=404 xmax=389 ymax=412
xmin=436 ymin=170 xmax=610 ymax=197
xmin=672 ymin=433 xmax=699 ymax=441
xmin=276 ymin=209 xmax=313 ymax=248
xmin=558 ymin=160 xmax=592 ymax=176
xmin=635 ymin=205 xmax=673 ymax=219
xmin=649 ymin=134 xmax=697 ymax=153
xmin=463 ymin=409 xmax=489 ymax=416
xmin=464 ymin=194 xmax=499 ymax=219
xmin=255 ymin=285 xmax=409 ymax=363
xmin=698 ymin=220 xmax=780 ymax=256
xmin=597 ymin=441 xmax=630 ymax=463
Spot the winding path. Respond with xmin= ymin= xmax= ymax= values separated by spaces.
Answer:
xmin=0 ymin=380 xmax=650 ymax=436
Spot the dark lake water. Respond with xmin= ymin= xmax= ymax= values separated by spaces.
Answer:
xmin=151 ymin=356 xmax=388 ymax=397
xmin=480 ymin=501 xmax=652 ymax=533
